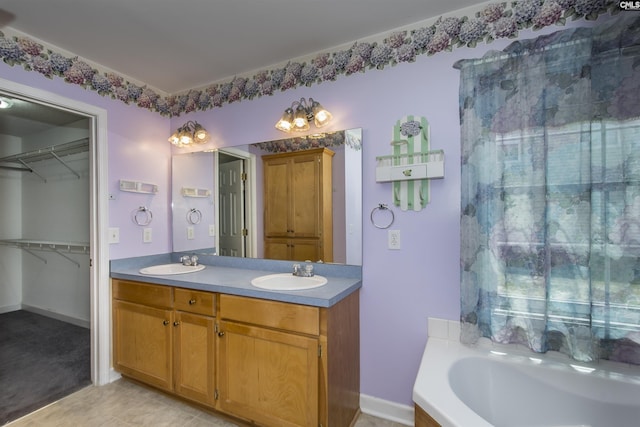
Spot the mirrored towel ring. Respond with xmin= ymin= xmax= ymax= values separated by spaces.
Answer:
xmin=187 ymin=208 xmax=202 ymax=225
xmin=132 ymin=206 xmax=153 ymax=226
xmin=370 ymin=203 xmax=395 ymax=229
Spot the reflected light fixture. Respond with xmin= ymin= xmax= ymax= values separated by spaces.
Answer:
xmin=168 ymin=121 xmax=211 ymax=148
xmin=275 ymin=97 xmax=332 ymax=133
xmin=0 ymin=97 xmax=13 ymax=109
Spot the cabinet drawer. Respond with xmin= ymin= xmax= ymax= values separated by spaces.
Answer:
xmin=174 ymin=288 xmax=216 ymax=316
xmin=219 ymin=294 xmax=319 ymax=336
xmin=112 ymin=279 xmax=172 ymax=308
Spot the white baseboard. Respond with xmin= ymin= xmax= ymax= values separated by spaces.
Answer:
xmin=0 ymin=304 xmax=21 ymax=314
xmin=109 ymin=369 xmax=122 ymax=384
xmin=360 ymin=394 xmax=414 ymax=426
xmin=21 ymin=304 xmax=90 ymax=329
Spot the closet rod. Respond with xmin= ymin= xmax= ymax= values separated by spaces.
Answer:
xmin=0 ymin=164 xmax=30 ymax=171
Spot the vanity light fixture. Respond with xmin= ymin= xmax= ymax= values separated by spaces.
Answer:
xmin=275 ymin=97 xmax=332 ymax=133
xmin=168 ymin=121 xmax=211 ymax=148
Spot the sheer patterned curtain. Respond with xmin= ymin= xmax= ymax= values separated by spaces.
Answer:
xmin=457 ymin=13 xmax=640 ymax=364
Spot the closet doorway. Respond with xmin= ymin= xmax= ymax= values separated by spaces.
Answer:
xmin=0 ymin=81 xmax=110 ymax=423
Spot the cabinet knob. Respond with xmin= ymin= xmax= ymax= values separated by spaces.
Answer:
xmin=173 ymin=321 xmax=180 ymax=327
xmin=163 ymin=320 xmax=170 ymax=326
xmin=218 ymin=331 xmax=225 ymax=337
xmin=188 ymin=299 xmax=196 ymax=305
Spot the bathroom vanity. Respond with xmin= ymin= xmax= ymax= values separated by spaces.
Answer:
xmin=110 ymin=255 xmax=361 ymax=427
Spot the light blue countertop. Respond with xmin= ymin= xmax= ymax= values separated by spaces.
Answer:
xmin=110 ymin=254 xmax=362 ymax=308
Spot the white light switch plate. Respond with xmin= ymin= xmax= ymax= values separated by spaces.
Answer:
xmin=108 ymin=227 xmax=120 ymax=244
xmin=143 ymin=227 xmax=152 ymax=243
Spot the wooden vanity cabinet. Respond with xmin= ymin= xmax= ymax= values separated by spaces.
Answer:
xmin=216 ymin=291 xmax=360 ymax=427
xmin=263 ymin=148 xmax=334 ymax=263
xmin=112 ymin=280 xmax=216 ymax=407
xmin=172 ymin=288 xmax=216 ymax=406
xmin=112 ymin=280 xmax=174 ymax=391
xmin=112 ymin=279 xmax=360 ymax=427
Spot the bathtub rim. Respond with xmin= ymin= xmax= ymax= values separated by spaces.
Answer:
xmin=412 ymin=327 xmax=640 ymax=427
xmin=412 ymin=336 xmax=493 ymax=427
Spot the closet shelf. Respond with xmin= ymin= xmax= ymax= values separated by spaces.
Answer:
xmin=0 ymin=239 xmax=89 ymax=268
xmin=0 ymin=138 xmax=89 ymax=181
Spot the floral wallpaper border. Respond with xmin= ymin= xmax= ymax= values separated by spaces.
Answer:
xmin=0 ymin=0 xmax=620 ymax=117
xmin=255 ymin=130 xmax=348 ymax=154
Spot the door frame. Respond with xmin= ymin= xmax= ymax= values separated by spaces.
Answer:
xmin=0 ymin=78 xmax=111 ymax=386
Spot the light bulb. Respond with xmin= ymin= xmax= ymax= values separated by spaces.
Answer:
xmin=292 ymin=106 xmax=310 ymax=131
xmin=275 ymin=108 xmax=295 ymax=132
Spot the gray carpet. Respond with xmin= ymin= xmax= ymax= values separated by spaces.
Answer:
xmin=0 ymin=310 xmax=91 ymax=425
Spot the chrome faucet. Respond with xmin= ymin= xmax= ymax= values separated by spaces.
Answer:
xmin=180 ymin=254 xmax=199 ymax=266
xmin=292 ymin=262 xmax=314 ymax=277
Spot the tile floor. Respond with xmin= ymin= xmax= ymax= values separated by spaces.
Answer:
xmin=6 ymin=379 xmax=406 ymax=427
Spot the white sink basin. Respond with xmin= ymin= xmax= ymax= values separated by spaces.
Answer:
xmin=251 ymin=273 xmax=327 ymax=291
xmin=139 ymin=263 xmax=205 ymax=275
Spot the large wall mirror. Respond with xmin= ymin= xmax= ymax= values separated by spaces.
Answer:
xmin=171 ymin=128 xmax=362 ymax=266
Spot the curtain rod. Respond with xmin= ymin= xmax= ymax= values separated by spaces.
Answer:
xmin=454 ymin=36 xmax=592 ymax=69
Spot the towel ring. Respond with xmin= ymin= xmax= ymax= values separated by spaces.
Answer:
xmin=132 ymin=206 xmax=153 ymax=226
xmin=187 ymin=208 xmax=202 ymax=225
xmin=370 ymin=204 xmax=395 ymax=229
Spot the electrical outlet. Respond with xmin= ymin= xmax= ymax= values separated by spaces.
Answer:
xmin=388 ymin=229 xmax=401 ymax=250
xmin=209 ymin=224 xmax=215 ymax=237
xmin=187 ymin=226 xmax=195 ymax=240
xmin=108 ymin=227 xmax=119 ymax=244
xmin=143 ymin=227 xmax=152 ymax=243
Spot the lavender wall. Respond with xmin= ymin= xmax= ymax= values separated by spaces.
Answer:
xmin=0 ymin=18 xmax=598 ymax=407
xmin=168 ymin=46 xmax=473 ymax=405
xmin=0 ymin=63 xmax=172 ymax=258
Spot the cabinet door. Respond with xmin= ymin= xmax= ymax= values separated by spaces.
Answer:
xmin=263 ymin=157 xmax=290 ymax=237
xmin=113 ymin=300 xmax=172 ymax=391
xmin=264 ymin=237 xmax=320 ymax=262
xmin=290 ymin=238 xmax=321 ymax=263
xmin=217 ymin=320 xmax=319 ymax=427
xmin=264 ymin=237 xmax=290 ymax=260
xmin=290 ymin=154 xmax=320 ymax=237
xmin=173 ymin=311 xmax=215 ymax=406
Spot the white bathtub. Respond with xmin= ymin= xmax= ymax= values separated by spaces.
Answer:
xmin=413 ymin=332 xmax=640 ymax=427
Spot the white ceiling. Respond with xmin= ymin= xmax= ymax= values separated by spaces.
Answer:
xmin=0 ymin=96 xmax=85 ymax=138
xmin=0 ymin=0 xmax=484 ymax=94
